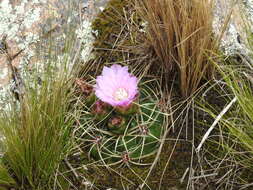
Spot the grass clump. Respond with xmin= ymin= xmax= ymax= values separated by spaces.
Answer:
xmin=0 ymin=25 xmax=80 ymax=188
xmin=195 ymin=64 xmax=253 ymax=188
xmin=217 ymin=68 xmax=253 ymax=168
xmin=0 ymin=63 xmax=75 ymax=189
xmin=136 ymin=0 xmax=216 ymax=97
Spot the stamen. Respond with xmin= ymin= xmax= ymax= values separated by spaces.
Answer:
xmin=114 ymin=88 xmax=129 ymax=101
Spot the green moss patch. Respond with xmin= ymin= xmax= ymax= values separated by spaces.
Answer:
xmin=91 ymin=0 xmax=145 ymax=64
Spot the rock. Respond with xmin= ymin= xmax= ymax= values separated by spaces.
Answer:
xmin=213 ymin=0 xmax=253 ymax=56
xmin=0 ymin=56 xmax=10 ymax=87
xmin=0 ymin=0 xmax=109 ymax=111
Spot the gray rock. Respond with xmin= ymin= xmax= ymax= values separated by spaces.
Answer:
xmin=213 ymin=0 xmax=253 ymax=57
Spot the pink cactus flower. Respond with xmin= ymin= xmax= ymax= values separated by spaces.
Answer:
xmin=95 ymin=64 xmax=138 ymax=107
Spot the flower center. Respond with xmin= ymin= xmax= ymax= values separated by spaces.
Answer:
xmin=113 ymin=88 xmax=129 ymax=101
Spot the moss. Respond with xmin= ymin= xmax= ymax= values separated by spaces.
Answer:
xmin=69 ymin=140 xmax=190 ymax=190
xmin=91 ymin=0 xmax=144 ymax=64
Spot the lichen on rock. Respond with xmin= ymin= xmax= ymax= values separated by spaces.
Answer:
xmin=213 ymin=0 xmax=253 ymax=56
xmin=0 ymin=0 xmax=104 ymax=111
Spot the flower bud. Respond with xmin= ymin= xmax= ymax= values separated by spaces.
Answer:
xmin=108 ymin=116 xmax=127 ymax=134
xmin=91 ymin=100 xmax=110 ymax=121
xmin=75 ymin=78 xmax=95 ymax=106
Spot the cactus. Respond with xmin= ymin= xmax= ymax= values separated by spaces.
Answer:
xmin=81 ymin=82 xmax=165 ymax=165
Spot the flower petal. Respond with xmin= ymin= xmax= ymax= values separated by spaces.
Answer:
xmin=95 ymin=64 xmax=138 ymax=107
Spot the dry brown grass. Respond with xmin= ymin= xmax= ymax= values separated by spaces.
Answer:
xmin=136 ymin=0 xmax=216 ymax=97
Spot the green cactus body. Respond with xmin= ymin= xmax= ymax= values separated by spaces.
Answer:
xmin=83 ymin=83 xmax=165 ymax=165
xmin=85 ymin=93 xmax=96 ymax=107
